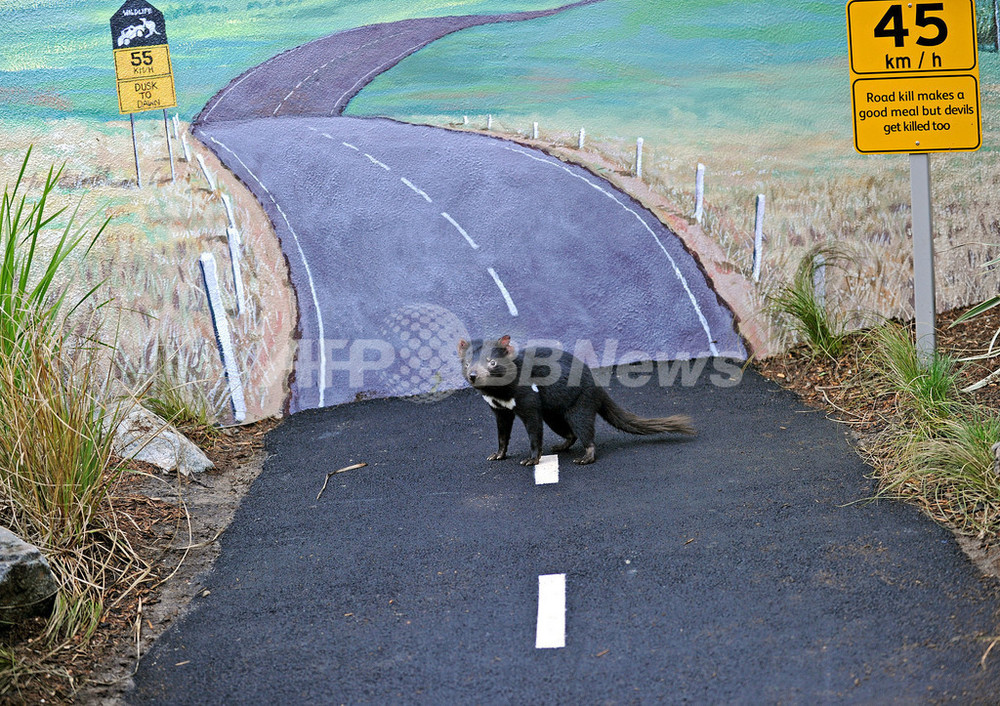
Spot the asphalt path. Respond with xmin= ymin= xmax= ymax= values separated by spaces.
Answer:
xmin=198 ymin=116 xmax=743 ymax=412
xmin=129 ymin=366 xmax=1000 ymax=703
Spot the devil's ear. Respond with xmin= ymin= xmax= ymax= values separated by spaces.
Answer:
xmin=498 ymin=335 xmax=514 ymax=356
xmin=457 ymin=339 xmax=469 ymax=355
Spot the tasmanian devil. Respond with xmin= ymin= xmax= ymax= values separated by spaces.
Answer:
xmin=458 ymin=336 xmax=695 ymax=465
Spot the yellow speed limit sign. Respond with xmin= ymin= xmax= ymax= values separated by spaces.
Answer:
xmin=846 ymin=0 xmax=980 ymax=153
xmin=111 ymin=0 xmax=176 ymax=114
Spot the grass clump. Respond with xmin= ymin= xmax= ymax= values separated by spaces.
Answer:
xmin=768 ymin=246 xmax=849 ymax=359
xmin=0 ymin=149 xmax=155 ymax=697
xmin=142 ymin=343 xmax=220 ymax=441
xmin=863 ymin=322 xmax=962 ymax=426
xmin=897 ymin=415 xmax=1000 ymax=539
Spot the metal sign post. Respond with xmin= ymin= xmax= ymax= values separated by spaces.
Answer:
xmin=847 ymin=0 xmax=981 ymax=360
xmin=910 ymin=153 xmax=935 ymax=358
xmin=111 ymin=0 xmax=177 ymax=186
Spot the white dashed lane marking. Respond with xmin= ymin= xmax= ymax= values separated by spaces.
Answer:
xmin=441 ymin=212 xmax=479 ymax=250
xmin=365 ymin=154 xmax=391 ymax=171
xmin=536 ymin=574 xmax=567 ymax=649
xmin=400 ymin=177 xmax=433 ymax=203
xmin=534 ymin=455 xmax=559 ymax=485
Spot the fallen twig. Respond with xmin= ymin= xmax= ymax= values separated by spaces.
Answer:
xmin=317 ymin=462 xmax=368 ymax=500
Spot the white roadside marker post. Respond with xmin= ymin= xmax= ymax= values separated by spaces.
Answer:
xmin=694 ymin=163 xmax=705 ymax=223
xmin=752 ymin=194 xmax=765 ymax=283
xmin=199 ymin=253 xmax=247 ymax=423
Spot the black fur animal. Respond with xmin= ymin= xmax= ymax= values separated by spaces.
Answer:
xmin=458 ymin=336 xmax=695 ymax=465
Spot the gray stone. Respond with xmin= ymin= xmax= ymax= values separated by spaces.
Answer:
xmin=107 ymin=403 xmax=214 ymax=475
xmin=0 ymin=527 xmax=58 ymax=626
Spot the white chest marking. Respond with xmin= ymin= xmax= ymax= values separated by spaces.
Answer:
xmin=482 ymin=395 xmax=516 ymax=411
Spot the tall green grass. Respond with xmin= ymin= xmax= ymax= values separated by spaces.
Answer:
xmin=768 ymin=246 xmax=848 ymax=359
xmin=863 ymin=322 xmax=962 ymax=426
xmin=0 ymin=149 xmax=151 ymax=673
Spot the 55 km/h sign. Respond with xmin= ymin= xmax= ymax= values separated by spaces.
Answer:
xmin=111 ymin=0 xmax=176 ymax=114
xmin=847 ymin=0 xmax=981 ymax=153
xmin=110 ymin=0 xmax=178 ymax=188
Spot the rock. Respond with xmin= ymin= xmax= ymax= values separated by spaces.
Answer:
xmin=0 ymin=527 xmax=58 ymax=626
xmin=107 ymin=404 xmax=214 ymax=475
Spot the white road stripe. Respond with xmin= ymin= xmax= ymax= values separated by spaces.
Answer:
xmin=441 ymin=212 xmax=479 ymax=249
xmin=268 ymin=29 xmax=413 ymax=117
xmin=401 ymin=177 xmax=432 ymax=203
xmin=365 ymin=154 xmax=391 ymax=171
xmin=342 ymin=142 xmax=359 ymax=151
xmin=534 ymin=455 xmax=559 ymax=485
xmin=206 ymin=135 xmax=328 ymax=406
xmin=504 ymin=146 xmax=720 ymax=357
xmin=535 ymin=574 xmax=566 ymax=649
xmin=487 ymin=267 xmax=518 ymax=317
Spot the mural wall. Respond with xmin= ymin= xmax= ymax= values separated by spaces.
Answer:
xmin=1 ymin=0 xmax=998 ymax=419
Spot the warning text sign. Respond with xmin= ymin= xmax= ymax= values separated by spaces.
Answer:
xmin=847 ymin=0 xmax=980 ymax=153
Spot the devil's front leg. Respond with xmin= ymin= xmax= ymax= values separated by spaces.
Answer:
xmin=488 ymin=408 xmax=515 ymax=461
xmin=518 ymin=408 xmax=544 ymax=466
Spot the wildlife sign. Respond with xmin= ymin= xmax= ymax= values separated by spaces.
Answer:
xmin=110 ymin=0 xmax=176 ymax=114
xmin=847 ymin=0 xmax=980 ymax=153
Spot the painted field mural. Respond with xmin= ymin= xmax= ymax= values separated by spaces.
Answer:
xmin=1 ymin=0 xmax=999 ymax=419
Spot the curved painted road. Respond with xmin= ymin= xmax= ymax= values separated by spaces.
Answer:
xmin=194 ymin=1 xmax=744 ymax=413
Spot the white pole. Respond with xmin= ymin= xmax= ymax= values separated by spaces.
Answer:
xmin=910 ymin=153 xmax=936 ymax=360
xmin=226 ymin=228 xmax=246 ymax=316
xmin=813 ymin=252 xmax=827 ymax=307
xmin=463 ymin=115 xmax=469 ymax=126
xmin=694 ymin=163 xmax=705 ymax=223
xmin=487 ymin=114 xmax=493 ymax=131
xmin=180 ymin=133 xmax=192 ymax=162
xmin=533 ymin=122 xmax=539 ymax=140
xmin=752 ymin=194 xmax=766 ymax=282
xmin=578 ymin=128 xmax=585 ymax=150
xmin=221 ymin=192 xmax=237 ymax=230
xmin=172 ymin=113 xmax=180 ymax=141
xmin=635 ymin=137 xmax=644 ymax=180
xmin=199 ymin=253 xmax=247 ymax=423
xmin=162 ymin=109 xmax=175 ymax=183
xmin=195 ymin=153 xmax=217 ymax=191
